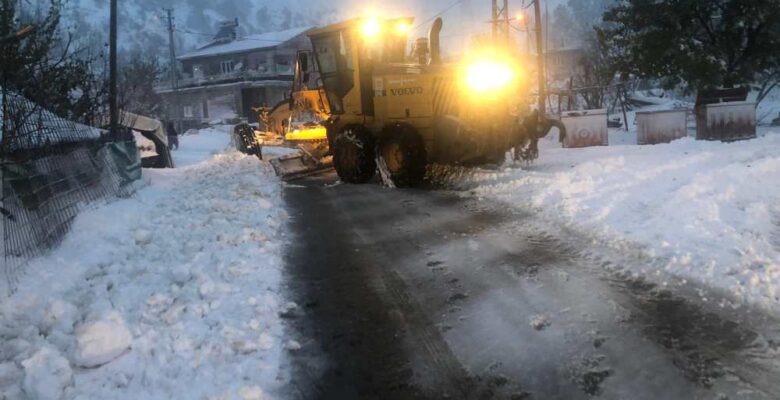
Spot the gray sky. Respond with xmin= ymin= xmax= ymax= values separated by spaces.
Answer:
xmin=65 ymin=0 xmax=565 ymax=55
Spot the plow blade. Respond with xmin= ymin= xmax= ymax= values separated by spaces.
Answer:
xmin=270 ymin=153 xmax=333 ymax=181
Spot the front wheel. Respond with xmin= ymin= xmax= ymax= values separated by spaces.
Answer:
xmin=332 ymin=125 xmax=376 ymax=183
xmin=234 ymin=124 xmax=262 ymax=158
xmin=376 ymin=124 xmax=427 ymax=188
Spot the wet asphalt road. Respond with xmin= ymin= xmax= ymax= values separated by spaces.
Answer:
xmin=280 ymin=172 xmax=780 ymax=400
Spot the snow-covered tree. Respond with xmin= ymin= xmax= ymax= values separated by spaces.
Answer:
xmin=118 ymin=54 xmax=164 ymax=118
xmin=600 ymin=0 xmax=780 ymax=92
xmin=1 ymin=0 xmax=107 ymax=125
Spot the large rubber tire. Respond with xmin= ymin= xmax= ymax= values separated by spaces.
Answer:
xmin=234 ymin=124 xmax=262 ymax=159
xmin=233 ymin=124 xmax=250 ymax=153
xmin=376 ymin=124 xmax=427 ymax=188
xmin=333 ymin=125 xmax=376 ymax=184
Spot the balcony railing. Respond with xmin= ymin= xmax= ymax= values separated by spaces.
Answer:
xmin=155 ymin=68 xmax=294 ymax=91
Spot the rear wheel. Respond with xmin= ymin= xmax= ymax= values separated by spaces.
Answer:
xmin=333 ymin=125 xmax=376 ymax=183
xmin=376 ymin=124 xmax=427 ymax=188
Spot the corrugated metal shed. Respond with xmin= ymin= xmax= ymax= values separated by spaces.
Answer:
xmin=561 ymin=109 xmax=608 ymax=148
xmin=636 ymin=109 xmax=688 ymax=145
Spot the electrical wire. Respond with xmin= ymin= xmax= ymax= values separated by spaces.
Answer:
xmin=175 ymin=28 xmax=212 ymax=37
xmin=412 ymin=0 xmax=467 ymax=31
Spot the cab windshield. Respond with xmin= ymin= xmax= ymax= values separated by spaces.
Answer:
xmin=311 ymin=31 xmax=354 ymax=114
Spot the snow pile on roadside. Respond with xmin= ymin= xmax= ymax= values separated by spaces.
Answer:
xmin=470 ymin=133 xmax=780 ymax=311
xmin=0 ymin=130 xmax=290 ymax=399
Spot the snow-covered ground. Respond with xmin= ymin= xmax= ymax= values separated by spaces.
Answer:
xmin=0 ymin=127 xmax=293 ymax=399
xmin=174 ymin=126 xmax=236 ymax=167
xmin=464 ymin=128 xmax=780 ymax=314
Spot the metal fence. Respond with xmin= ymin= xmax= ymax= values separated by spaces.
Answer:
xmin=1 ymin=91 xmax=141 ymax=293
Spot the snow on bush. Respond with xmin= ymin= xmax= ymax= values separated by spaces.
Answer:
xmin=0 ymin=129 xmax=291 ymax=399
xmin=469 ymin=132 xmax=780 ymax=312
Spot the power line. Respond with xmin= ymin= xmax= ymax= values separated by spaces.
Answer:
xmin=175 ymin=28 xmax=212 ymax=37
xmin=412 ymin=0 xmax=467 ymax=31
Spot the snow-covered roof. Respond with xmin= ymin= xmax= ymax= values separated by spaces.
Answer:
xmin=178 ymin=26 xmax=313 ymax=61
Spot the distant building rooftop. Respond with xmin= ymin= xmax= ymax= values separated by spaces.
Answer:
xmin=178 ymin=26 xmax=313 ymax=61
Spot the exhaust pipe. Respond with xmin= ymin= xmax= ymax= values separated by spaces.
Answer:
xmin=428 ymin=17 xmax=443 ymax=65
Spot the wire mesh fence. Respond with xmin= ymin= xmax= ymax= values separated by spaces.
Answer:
xmin=1 ymin=90 xmax=142 ymax=293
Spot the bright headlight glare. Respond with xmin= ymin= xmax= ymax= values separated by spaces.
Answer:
xmin=464 ymin=61 xmax=515 ymax=92
xmin=396 ymin=21 xmax=410 ymax=34
xmin=362 ymin=18 xmax=382 ymax=37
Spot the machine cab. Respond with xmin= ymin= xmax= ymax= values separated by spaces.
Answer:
xmin=306 ymin=17 xmax=414 ymax=117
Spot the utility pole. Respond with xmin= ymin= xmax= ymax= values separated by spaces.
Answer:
xmin=491 ymin=0 xmax=510 ymax=44
xmin=164 ymin=8 xmax=178 ymax=91
xmin=533 ymin=0 xmax=546 ymax=120
xmin=109 ymin=0 xmax=118 ymax=135
xmin=163 ymin=8 xmax=179 ymax=128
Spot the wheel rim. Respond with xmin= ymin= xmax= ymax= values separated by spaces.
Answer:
xmin=381 ymin=141 xmax=404 ymax=173
xmin=335 ymin=128 xmax=376 ymax=182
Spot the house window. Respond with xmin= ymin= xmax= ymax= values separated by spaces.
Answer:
xmin=183 ymin=105 xmax=194 ymax=118
xmin=274 ymin=55 xmax=293 ymax=74
xmin=220 ymin=60 xmax=234 ymax=74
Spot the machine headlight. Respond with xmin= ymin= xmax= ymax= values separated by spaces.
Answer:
xmin=396 ymin=21 xmax=410 ymax=35
xmin=362 ymin=18 xmax=382 ymax=38
xmin=464 ymin=61 xmax=515 ymax=93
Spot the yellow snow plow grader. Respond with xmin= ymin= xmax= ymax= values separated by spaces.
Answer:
xmin=268 ymin=15 xmax=564 ymax=186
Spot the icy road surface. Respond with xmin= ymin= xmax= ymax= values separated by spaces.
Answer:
xmin=0 ymin=128 xmax=291 ymax=399
xmin=282 ymin=172 xmax=780 ymax=400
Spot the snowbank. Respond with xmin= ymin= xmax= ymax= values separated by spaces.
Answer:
xmin=469 ymin=132 xmax=780 ymax=312
xmin=0 ymin=129 xmax=290 ymax=399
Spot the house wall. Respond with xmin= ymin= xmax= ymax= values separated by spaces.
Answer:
xmin=546 ymin=49 xmax=585 ymax=81
xmin=180 ymin=34 xmax=311 ymax=79
xmin=161 ymin=31 xmax=312 ymax=129
xmin=160 ymin=82 xmax=292 ymax=130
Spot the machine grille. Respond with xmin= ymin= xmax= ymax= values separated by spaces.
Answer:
xmin=432 ymin=76 xmax=459 ymax=116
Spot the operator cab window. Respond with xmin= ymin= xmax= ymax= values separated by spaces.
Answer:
xmin=311 ymin=31 xmax=354 ymax=114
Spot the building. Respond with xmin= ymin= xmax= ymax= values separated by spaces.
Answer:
xmin=544 ymin=47 xmax=586 ymax=82
xmin=157 ymin=21 xmax=313 ymax=130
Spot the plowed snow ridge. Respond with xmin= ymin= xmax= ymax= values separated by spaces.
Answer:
xmin=0 ymin=128 xmax=290 ymax=399
xmin=468 ymin=132 xmax=780 ymax=313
